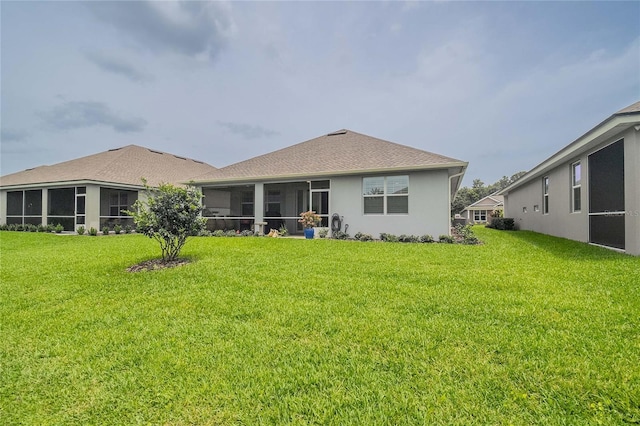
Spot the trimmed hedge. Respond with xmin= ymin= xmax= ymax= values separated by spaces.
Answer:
xmin=488 ymin=218 xmax=516 ymax=230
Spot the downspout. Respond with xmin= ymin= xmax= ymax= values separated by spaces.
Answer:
xmin=448 ymin=169 xmax=466 ymax=236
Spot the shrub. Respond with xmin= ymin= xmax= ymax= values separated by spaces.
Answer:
xmin=332 ymin=231 xmax=350 ymax=240
xmin=124 ymin=224 xmax=133 ymax=234
xmin=102 ymin=226 xmax=110 ymax=235
xmin=212 ymin=230 xmax=225 ymax=237
xmin=77 ymin=226 xmax=86 ymax=235
xmin=37 ymin=224 xmax=47 ymax=233
xmin=7 ymin=224 xmax=18 ymax=231
xmin=380 ymin=233 xmax=399 ymax=243
xmin=240 ymin=230 xmax=254 ymax=237
xmin=126 ymin=181 xmax=206 ymax=262
xmin=439 ymin=234 xmax=454 ymax=244
xmin=399 ymin=234 xmax=419 ymax=243
xmin=16 ymin=224 xmax=25 ymax=232
xmin=46 ymin=224 xmax=55 ymax=233
xmin=278 ymin=225 xmax=289 ymax=237
xmin=318 ymin=229 xmax=328 ymax=238
xmin=420 ymin=234 xmax=434 ymax=243
xmin=0 ymin=223 xmax=8 ymax=231
xmin=451 ymin=224 xmax=481 ymax=245
xmin=113 ymin=224 xmax=122 ymax=235
xmin=88 ymin=227 xmax=98 ymax=236
xmin=488 ymin=218 xmax=516 ymax=231
xmin=26 ymin=224 xmax=38 ymax=232
xmin=54 ymin=224 xmax=64 ymax=234
xmin=354 ymin=232 xmax=373 ymax=242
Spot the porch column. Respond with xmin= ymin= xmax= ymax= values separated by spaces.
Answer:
xmin=254 ymin=182 xmax=264 ymax=225
xmin=0 ymin=191 xmax=6 ymax=224
xmin=41 ymin=188 xmax=48 ymax=226
xmin=85 ymin=185 xmax=101 ymax=231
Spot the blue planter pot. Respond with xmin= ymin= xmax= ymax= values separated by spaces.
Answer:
xmin=304 ymin=228 xmax=315 ymax=239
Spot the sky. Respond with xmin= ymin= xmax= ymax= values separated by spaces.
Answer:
xmin=1 ymin=1 xmax=639 ymax=187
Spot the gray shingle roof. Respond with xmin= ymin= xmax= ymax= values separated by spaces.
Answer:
xmin=195 ymin=129 xmax=465 ymax=182
xmin=0 ymin=145 xmax=217 ymax=188
xmin=616 ymin=100 xmax=640 ymax=114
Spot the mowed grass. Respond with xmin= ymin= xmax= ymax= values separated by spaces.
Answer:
xmin=1 ymin=228 xmax=639 ymax=424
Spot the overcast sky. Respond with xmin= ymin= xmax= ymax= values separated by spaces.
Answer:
xmin=2 ymin=1 xmax=638 ymax=186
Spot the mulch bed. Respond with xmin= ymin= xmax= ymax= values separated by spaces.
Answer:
xmin=126 ymin=258 xmax=191 ymax=272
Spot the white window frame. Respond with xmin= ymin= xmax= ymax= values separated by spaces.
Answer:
xmin=571 ymin=161 xmax=581 ymax=213
xmin=363 ymin=175 xmax=409 ymax=215
xmin=473 ymin=210 xmax=487 ymax=222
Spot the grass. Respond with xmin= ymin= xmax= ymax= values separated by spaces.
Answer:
xmin=1 ymin=228 xmax=639 ymax=424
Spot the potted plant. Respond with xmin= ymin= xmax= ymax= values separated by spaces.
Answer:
xmin=298 ymin=210 xmax=321 ymax=239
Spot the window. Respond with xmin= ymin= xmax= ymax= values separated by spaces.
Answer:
xmin=571 ymin=162 xmax=581 ymax=212
xmin=473 ymin=210 xmax=487 ymax=222
xmin=363 ymin=175 xmax=408 ymax=215
xmin=542 ymin=176 xmax=549 ymax=214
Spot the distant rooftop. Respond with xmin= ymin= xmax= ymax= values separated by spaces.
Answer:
xmin=0 ymin=145 xmax=217 ymax=188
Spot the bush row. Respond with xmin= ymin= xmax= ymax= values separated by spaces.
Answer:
xmin=1 ymin=223 xmax=64 ymax=233
xmin=486 ymin=218 xmax=517 ymax=231
xmin=0 ymin=223 xmax=135 ymax=235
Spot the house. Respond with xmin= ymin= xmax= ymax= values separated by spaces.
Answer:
xmin=500 ymin=101 xmax=640 ymax=256
xmin=0 ymin=145 xmax=217 ymax=231
xmin=192 ymin=129 xmax=467 ymax=237
xmin=461 ymin=194 xmax=504 ymax=224
xmin=0 ymin=130 xmax=467 ymax=237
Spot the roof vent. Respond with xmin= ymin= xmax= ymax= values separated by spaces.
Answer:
xmin=327 ymin=130 xmax=347 ymax=136
xmin=174 ymin=156 xmax=187 ymax=160
xmin=108 ymin=148 xmax=122 ymax=152
xmin=149 ymin=149 xmax=163 ymax=155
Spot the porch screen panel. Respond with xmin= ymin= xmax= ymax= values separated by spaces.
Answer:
xmin=7 ymin=191 xmax=23 ymax=216
xmin=588 ymin=139 xmax=625 ymax=249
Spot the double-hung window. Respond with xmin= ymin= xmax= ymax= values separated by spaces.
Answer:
xmin=571 ymin=162 xmax=581 ymax=212
xmin=542 ymin=176 xmax=549 ymax=214
xmin=363 ymin=175 xmax=409 ymax=214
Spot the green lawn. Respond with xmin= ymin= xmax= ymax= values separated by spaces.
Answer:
xmin=1 ymin=228 xmax=638 ymax=424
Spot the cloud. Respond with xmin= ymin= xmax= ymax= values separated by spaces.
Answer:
xmin=83 ymin=50 xmax=152 ymax=83
xmin=1 ymin=128 xmax=29 ymax=143
xmin=218 ymin=121 xmax=279 ymax=139
xmin=88 ymin=1 xmax=235 ymax=61
xmin=41 ymin=101 xmax=146 ymax=133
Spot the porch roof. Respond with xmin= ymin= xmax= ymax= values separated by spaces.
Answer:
xmin=193 ymin=129 xmax=466 ymax=184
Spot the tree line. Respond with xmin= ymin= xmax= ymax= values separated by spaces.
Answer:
xmin=452 ymin=171 xmax=527 ymax=215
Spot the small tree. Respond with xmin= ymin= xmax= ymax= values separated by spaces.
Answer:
xmin=126 ymin=182 xmax=206 ymax=262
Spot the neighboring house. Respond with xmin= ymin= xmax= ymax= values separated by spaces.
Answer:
xmin=0 ymin=131 xmax=467 ymax=237
xmin=192 ymin=129 xmax=467 ymax=238
xmin=500 ymin=101 xmax=640 ymax=256
xmin=462 ymin=194 xmax=504 ymax=224
xmin=0 ymin=145 xmax=217 ymax=231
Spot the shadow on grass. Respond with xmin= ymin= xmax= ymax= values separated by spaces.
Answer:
xmin=481 ymin=228 xmax=632 ymax=262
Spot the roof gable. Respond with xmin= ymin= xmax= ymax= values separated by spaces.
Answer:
xmin=195 ymin=129 xmax=465 ymax=182
xmin=0 ymin=145 xmax=217 ymax=188
xmin=464 ymin=195 xmax=504 ymax=210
